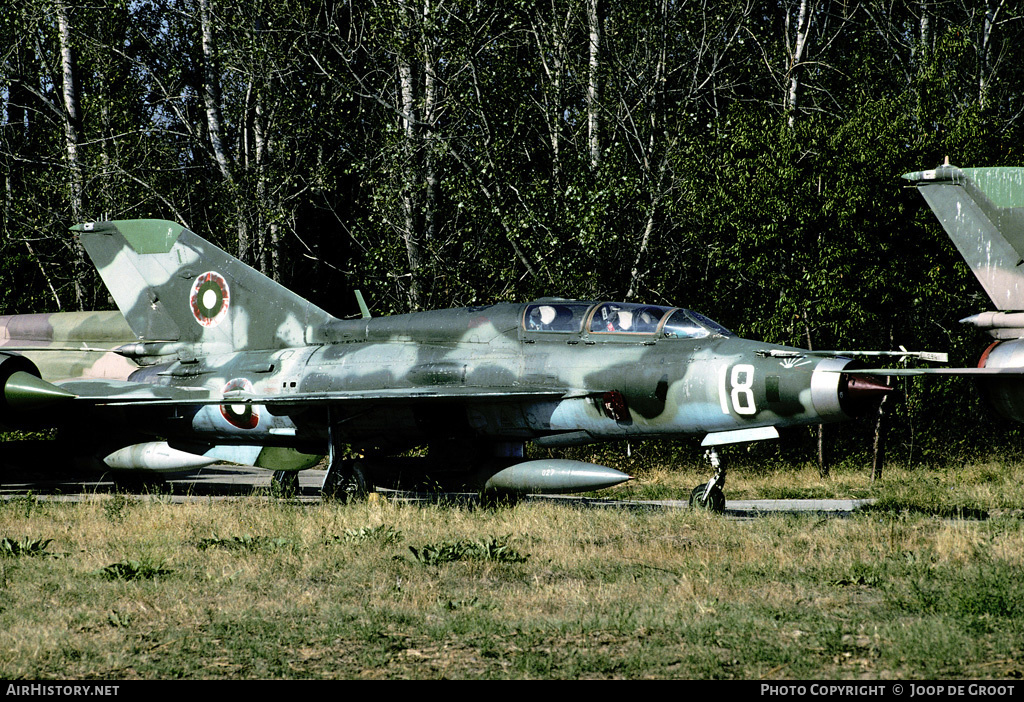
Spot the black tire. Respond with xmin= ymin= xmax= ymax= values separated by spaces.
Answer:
xmin=321 ymin=460 xmax=372 ymax=501
xmin=689 ymin=484 xmax=725 ymax=513
xmin=272 ymin=470 xmax=300 ymax=497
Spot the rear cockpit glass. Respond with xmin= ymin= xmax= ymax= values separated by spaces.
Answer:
xmin=588 ymin=303 xmax=671 ymax=334
xmin=662 ymin=309 xmax=733 ymax=339
xmin=524 ymin=303 xmax=593 ymax=332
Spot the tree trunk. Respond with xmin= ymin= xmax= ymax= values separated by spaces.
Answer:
xmin=200 ymin=0 xmax=248 ymax=264
xmin=397 ymin=42 xmax=422 ymax=309
xmin=624 ymin=0 xmax=668 ymax=301
xmin=785 ymin=0 xmax=811 ymax=129
xmin=871 ymin=393 xmax=891 ymax=481
xmin=201 ymin=0 xmax=233 ymax=186
xmin=586 ymin=0 xmax=601 ymax=169
xmin=802 ymin=308 xmax=827 ymax=477
xmin=919 ymin=0 xmax=931 ymax=58
xmin=978 ymin=0 xmax=1006 ymax=110
xmin=421 ymin=0 xmax=438 ymax=246
xmin=55 ymin=0 xmax=87 ymax=309
xmin=253 ymin=88 xmax=275 ymax=279
xmin=871 ymin=326 xmax=896 ymax=480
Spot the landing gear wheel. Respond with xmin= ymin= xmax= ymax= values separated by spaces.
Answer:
xmin=689 ymin=447 xmax=727 ymax=514
xmin=322 ymin=459 xmax=372 ymax=501
xmin=689 ymin=484 xmax=725 ymax=513
xmin=272 ymin=470 xmax=300 ymax=497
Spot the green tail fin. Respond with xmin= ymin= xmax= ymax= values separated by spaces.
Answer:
xmin=903 ymin=164 xmax=1024 ymax=310
xmin=72 ymin=219 xmax=336 ymax=350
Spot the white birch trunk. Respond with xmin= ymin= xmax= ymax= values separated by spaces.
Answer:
xmin=786 ymin=0 xmax=811 ymax=129
xmin=587 ymin=0 xmax=601 ymax=168
xmin=55 ymin=0 xmax=87 ymax=308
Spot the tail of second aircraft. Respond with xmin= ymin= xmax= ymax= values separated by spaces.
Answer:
xmin=72 ymin=219 xmax=336 ymax=351
xmin=903 ymin=163 xmax=1024 ymax=311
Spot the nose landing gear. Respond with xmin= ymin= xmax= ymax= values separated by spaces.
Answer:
xmin=689 ymin=448 xmax=726 ymax=513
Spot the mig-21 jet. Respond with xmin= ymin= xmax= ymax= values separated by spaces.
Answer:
xmin=0 ymin=219 xmax=918 ymax=509
xmin=889 ymin=162 xmax=1024 ymax=424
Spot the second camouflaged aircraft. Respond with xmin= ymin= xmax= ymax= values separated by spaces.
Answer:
xmin=0 ymin=219 xmax=906 ymax=508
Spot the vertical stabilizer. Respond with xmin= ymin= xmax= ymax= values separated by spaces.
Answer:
xmin=72 ymin=220 xmax=336 ymax=350
xmin=903 ymin=164 xmax=1024 ymax=310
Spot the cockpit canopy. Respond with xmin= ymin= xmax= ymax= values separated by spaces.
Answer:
xmin=523 ymin=301 xmax=732 ymax=339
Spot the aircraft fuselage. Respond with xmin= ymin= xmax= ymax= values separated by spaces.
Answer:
xmin=120 ymin=301 xmax=871 ymax=454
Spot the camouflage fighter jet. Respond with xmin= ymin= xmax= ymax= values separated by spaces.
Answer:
xmin=0 ymin=310 xmax=138 ymax=382
xmin=0 ymin=219 xmax=909 ymax=509
xmin=889 ymin=162 xmax=1024 ymax=423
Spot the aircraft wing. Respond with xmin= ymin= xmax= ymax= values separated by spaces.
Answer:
xmin=53 ymin=378 xmax=590 ymax=407
xmin=55 ymin=378 xmax=218 ymax=404
xmin=224 ymin=387 xmax=591 ymax=407
xmin=757 ymin=349 xmax=949 ymax=363
xmin=836 ymin=367 xmax=1024 ymax=377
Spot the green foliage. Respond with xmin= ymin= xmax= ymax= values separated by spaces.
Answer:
xmin=195 ymin=535 xmax=294 ymax=551
xmin=102 ymin=494 xmax=134 ymax=525
xmin=408 ymin=535 xmax=528 ymax=565
xmin=336 ymin=525 xmax=403 ymax=546
xmin=94 ymin=557 xmax=172 ymax=581
xmin=897 ymin=559 xmax=1024 ymax=628
xmin=0 ymin=536 xmax=54 ymax=558
xmin=3 ymin=0 xmax=1024 ymax=461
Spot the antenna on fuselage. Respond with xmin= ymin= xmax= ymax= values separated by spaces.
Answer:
xmin=354 ymin=290 xmax=371 ymax=319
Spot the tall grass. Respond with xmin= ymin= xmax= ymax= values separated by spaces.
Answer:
xmin=1 ymin=460 xmax=1022 ymax=679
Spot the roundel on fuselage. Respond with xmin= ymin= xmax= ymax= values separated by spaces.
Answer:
xmin=220 ymin=377 xmax=259 ymax=429
xmin=190 ymin=271 xmax=230 ymax=328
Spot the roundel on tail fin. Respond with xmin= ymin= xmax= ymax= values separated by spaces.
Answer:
xmin=190 ymin=272 xmax=230 ymax=327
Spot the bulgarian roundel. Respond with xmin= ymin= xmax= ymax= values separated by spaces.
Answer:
xmin=190 ymin=271 xmax=230 ymax=328
xmin=220 ymin=378 xmax=259 ymax=429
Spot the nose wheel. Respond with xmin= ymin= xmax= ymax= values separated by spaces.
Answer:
xmin=689 ymin=448 xmax=726 ymax=513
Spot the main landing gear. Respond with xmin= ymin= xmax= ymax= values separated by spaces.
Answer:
xmin=689 ymin=448 xmax=726 ymax=513
xmin=272 ymin=469 xmax=300 ymax=497
xmin=321 ymin=459 xmax=371 ymax=501
xmin=320 ymin=421 xmax=374 ymax=501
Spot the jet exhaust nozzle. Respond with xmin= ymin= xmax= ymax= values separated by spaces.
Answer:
xmin=4 ymin=370 xmax=76 ymax=411
xmin=844 ymin=374 xmax=895 ymax=398
xmin=812 ymin=359 xmax=897 ymax=420
xmin=840 ymin=374 xmax=896 ymax=416
xmin=0 ymin=353 xmax=76 ymax=427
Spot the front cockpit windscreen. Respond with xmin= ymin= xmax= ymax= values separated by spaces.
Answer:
xmin=661 ymin=309 xmax=733 ymax=339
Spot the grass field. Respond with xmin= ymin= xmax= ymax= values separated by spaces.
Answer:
xmin=1 ymin=459 xmax=1023 ymax=679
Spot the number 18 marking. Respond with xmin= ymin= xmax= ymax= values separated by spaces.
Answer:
xmin=719 ymin=364 xmax=757 ymax=416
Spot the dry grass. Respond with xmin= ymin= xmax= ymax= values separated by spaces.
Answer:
xmin=1 ymin=459 xmax=1023 ymax=679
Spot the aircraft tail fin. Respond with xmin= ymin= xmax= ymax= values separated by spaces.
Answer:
xmin=903 ymin=164 xmax=1024 ymax=310
xmin=72 ymin=220 xmax=336 ymax=350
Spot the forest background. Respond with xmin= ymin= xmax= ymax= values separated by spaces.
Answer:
xmin=2 ymin=0 xmax=1023 ymax=472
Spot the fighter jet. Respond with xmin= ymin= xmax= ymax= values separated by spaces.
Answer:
xmin=0 ymin=310 xmax=138 ymax=382
xmin=0 ymin=219 xmax=906 ymax=509
xmin=894 ymin=162 xmax=1024 ymax=423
